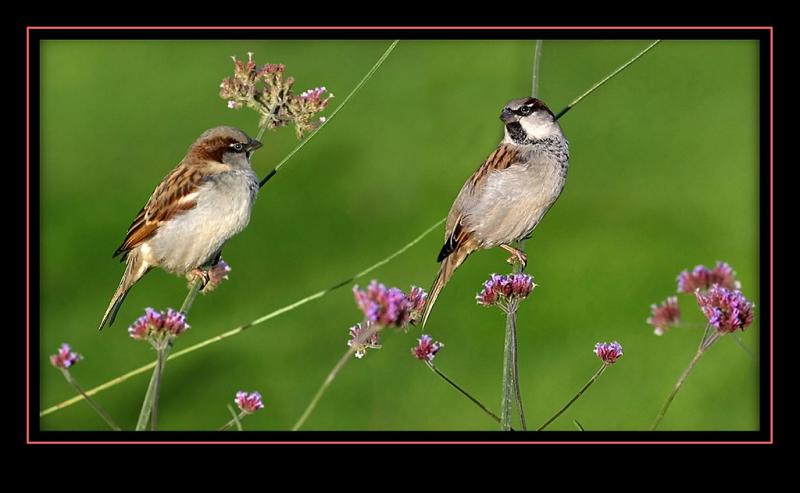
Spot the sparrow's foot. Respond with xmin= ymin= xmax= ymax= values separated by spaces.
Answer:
xmin=500 ymin=244 xmax=527 ymax=269
xmin=190 ymin=268 xmax=211 ymax=290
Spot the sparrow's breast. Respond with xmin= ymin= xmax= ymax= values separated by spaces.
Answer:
xmin=463 ymin=151 xmax=568 ymax=248
xmin=145 ymin=169 xmax=259 ymax=274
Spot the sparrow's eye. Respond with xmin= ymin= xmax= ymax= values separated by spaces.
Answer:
xmin=518 ymin=105 xmax=533 ymax=116
xmin=231 ymin=142 xmax=244 ymax=152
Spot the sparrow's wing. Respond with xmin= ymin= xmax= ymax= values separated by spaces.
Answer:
xmin=437 ymin=144 xmax=523 ymax=261
xmin=113 ymin=165 xmax=207 ymax=260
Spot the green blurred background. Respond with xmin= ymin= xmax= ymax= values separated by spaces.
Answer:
xmin=39 ymin=39 xmax=760 ymax=431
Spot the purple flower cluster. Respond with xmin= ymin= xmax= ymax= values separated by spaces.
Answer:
xmin=695 ymin=285 xmax=754 ymax=333
xmin=128 ymin=307 xmax=190 ymax=341
xmin=50 ymin=343 xmax=82 ymax=369
xmin=299 ymin=86 xmax=329 ymax=102
xmin=594 ymin=341 xmax=623 ymax=365
xmin=476 ymin=273 xmax=536 ymax=311
xmin=677 ymin=262 xmax=741 ymax=293
xmin=235 ymin=391 xmax=264 ymax=414
xmin=353 ymin=281 xmax=424 ymax=328
xmin=347 ymin=321 xmax=381 ymax=359
xmin=647 ymin=296 xmax=681 ymax=336
xmin=411 ymin=334 xmax=444 ymax=362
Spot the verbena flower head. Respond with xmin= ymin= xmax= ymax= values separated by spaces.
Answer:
xmin=219 ymin=53 xmax=332 ymax=138
xmin=476 ymin=273 xmax=536 ymax=312
xmin=128 ymin=307 xmax=190 ymax=343
xmin=235 ymin=391 xmax=264 ymax=414
xmin=347 ymin=321 xmax=381 ymax=359
xmin=647 ymin=296 xmax=681 ymax=336
xmin=412 ymin=334 xmax=444 ymax=362
xmin=353 ymin=281 xmax=415 ymax=328
xmin=695 ymin=285 xmax=754 ymax=333
xmin=50 ymin=343 xmax=82 ymax=369
xmin=677 ymin=262 xmax=741 ymax=293
xmin=201 ymin=259 xmax=231 ymax=293
xmin=594 ymin=341 xmax=623 ymax=364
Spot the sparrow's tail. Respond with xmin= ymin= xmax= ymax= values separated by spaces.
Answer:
xmin=420 ymin=246 xmax=473 ymax=329
xmin=98 ymin=252 xmax=150 ymax=331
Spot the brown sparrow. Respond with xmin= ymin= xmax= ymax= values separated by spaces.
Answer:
xmin=98 ymin=126 xmax=262 ymax=330
xmin=421 ymin=98 xmax=569 ymax=327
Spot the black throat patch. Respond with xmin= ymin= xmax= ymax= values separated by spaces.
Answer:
xmin=506 ymin=122 xmax=527 ymax=144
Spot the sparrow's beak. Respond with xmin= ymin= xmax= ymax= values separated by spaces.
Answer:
xmin=246 ymin=139 xmax=263 ymax=152
xmin=500 ymin=108 xmax=517 ymax=124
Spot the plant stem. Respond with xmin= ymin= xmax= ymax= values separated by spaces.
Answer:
xmin=60 ymin=369 xmax=121 ymax=431
xmin=219 ymin=407 xmax=247 ymax=431
xmin=426 ymin=362 xmax=505 ymax=427
xmin=537 ymin=364 xmax=608 ymax=431
xmin=555 ymin=40 xmax=661 ymax=120
xmin=135 ymin=278 xmax=202 ymax=431
xmin=531 ymin=40 xmax=543 ymax=98
xmin=650 ymin=348 xmax=706 ymax=430
xmin=258 ymin=40 xmax=400 ymax=189
xmin=292 ymin=324 xmax=380 ymax=431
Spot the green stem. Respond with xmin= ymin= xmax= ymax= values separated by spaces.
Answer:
xmin=60 ymin=369 xmax=121 ymax=431
xmin=219 ymin=407 xmax=247 ymax=431
xmin=292 ymin=324 xmax=380 ymax=430
xmin=537 ymin=364 xmax=608 ymax=431
xmin=135 ymin=278 xmax=202 ymax=431
xmin=555 ymin=40 xmax=661 ymax=120
xmin=150 ymin=346 xmax=167 ymax=431
xmin=426 ymin=362 xmax=505 ymax=427
xmin=650 ymin=348 xmax=705 ymax=430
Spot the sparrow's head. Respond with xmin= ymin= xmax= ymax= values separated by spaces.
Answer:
xmin=190 ymin=126 xmax=263 ymax=168
xmin=500 ymin=98 xmax=559 ymax=144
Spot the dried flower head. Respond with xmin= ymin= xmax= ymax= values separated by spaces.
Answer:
xmin=235 ymin=391 xmax=264 ymax=414
xmin=219 ymin=53 xmax=332 ymax=138
xmin=353 ymin=281 xmax=415 ymax=328
xmin=200 ymin=259 xmax=231 ymax=293
xmin=647 ymin=296 xmax=681 ymax=336
xmin=412 ymin=334 xmax=444 ymax=362
xmin=695 ymin=285 xmax=754 ymax=334
xmin=677 ymin=262 xmax=741 ymax=293
xmin=50 ymin=343 xmax=82 ymax=369
xmin=347 ymin=321 xmax=382 ymax=359
xmin=594 ymin=341 xmax=623 ymax=365
xmin=128 ymin=307 xmax=190 ymax=344
xmin=476 ymin=273 xmax=536 ymax=313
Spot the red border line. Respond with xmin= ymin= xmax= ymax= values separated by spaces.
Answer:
xmin=29 ymin=26 xmax=774 ymax=445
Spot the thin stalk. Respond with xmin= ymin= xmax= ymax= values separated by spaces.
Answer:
xmin=60 ymin=369 xmax=121 ymax=431
xmin=651 ymin=348 xmax=705 ymax=430
xmin=555 ymin=40 xmax=661 ymax=120
xmin=41 ymin=219 xmax=443 ymax=418
xmin=426 ymin=362 xmax=505 ymax=427
xmin=259 ymin=40 xmax=399 ymax=188
xmin=500 ymin=306 xmax=517 ymax=431
xmin=537 ymin=363 xmax=608 ymax=431
xmin=531 ymin=40 xmax=543 ymax=98
xmin=292 ymin=324 xmax=380 ymax=431
xmin=150 ymin=347 xmax=167 ymax=431
xmin=219 ymin=406 xmax=246 ymax=431
xmin=135 ymin=278 xmax=202 ymax=431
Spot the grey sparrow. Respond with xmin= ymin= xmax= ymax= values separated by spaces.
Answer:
xmin=98 ymin=126 xmax=262 ymax=330
xmin=421 ymin=97 xmax=569 ymax=327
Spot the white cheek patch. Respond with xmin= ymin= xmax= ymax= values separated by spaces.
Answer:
xmin=520 ymin=118 xmax=556 ymax=140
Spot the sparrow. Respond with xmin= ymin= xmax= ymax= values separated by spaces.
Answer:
xmin=98 ymin=126 xmax=263 ymax=330
xmin=420 ymin=97 xmax=569 ymax=328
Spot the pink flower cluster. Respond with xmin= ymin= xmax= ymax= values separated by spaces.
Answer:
xmin=128 ymin=307 xmax=190 ymax=341
xmin=647 ymin=296 xmax=681 ymax=336
xmin=50 ymin=343 xmax=82 ymax=369
xmin=677 ymin=262 xmax=741 ymax=293
xmin=235 ymin=391 xmax=264 ymax=414
xmin=353 ymin=281 xmax=427 ymax=328
xmin=695 ymin=285 xmax=754 ymax=334
xmin=476 ymin=273 xmax=536 ymax=311
xmin=347 ymin=321 xmax=382 ymax=359
xmin=594 ymin=341 xmax=623 ymax=365
xmin=411 ymin=334 xmax=444 ymax=362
